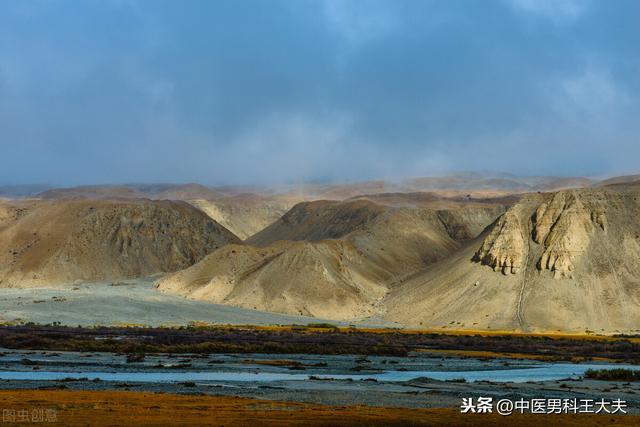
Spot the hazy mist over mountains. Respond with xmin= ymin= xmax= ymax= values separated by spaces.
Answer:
xmin=1 ymin=0 xmax=640 ymax=186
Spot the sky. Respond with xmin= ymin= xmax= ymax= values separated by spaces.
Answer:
xmin=1 ymin=0 xmax=639 ymax=186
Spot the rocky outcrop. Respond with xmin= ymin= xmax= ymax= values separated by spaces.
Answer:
xmin=534 ymin=193 xmax=596 ymax=278
xmin=473 ymin=209 xmax=526 ymax=275
xmin=532 ymin=192 xmax=567 ymax=244
xmin=476 ymin=191 xmax=607 ymax=279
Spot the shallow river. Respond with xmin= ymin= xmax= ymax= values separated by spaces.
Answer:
xmin=1 ymin=363 xmax=638 ymax=383
xmin=3 ymin=350 xmax=640 ymax=409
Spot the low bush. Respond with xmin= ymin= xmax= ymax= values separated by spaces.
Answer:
xmin=584 ymin=368 xmax=640 ymax=381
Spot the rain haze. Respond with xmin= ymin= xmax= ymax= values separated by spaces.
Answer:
xmin=1 ymin=0 xmax=639 ymax=186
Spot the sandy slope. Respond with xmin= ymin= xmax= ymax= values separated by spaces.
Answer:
xmin=0 ymin=199 xmax=240 ymax=287
xmin=189 ymin=194 xmax=295 ymax=240
xmin=246 ymin=200 xmax=388 ymax=246
xmin=157 ymin=199 xmax=505 ymax=320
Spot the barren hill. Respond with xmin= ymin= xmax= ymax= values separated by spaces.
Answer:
xmin=0 ymin=199 xmax=240 ymax=287
xmin=156 ymin=241 xmax=391 ymax=319
xmin=157 ymin=200 xmax=506 ymax=319
xmin=274 ymin=173 xmax=596 ymax=201
xmin=383 ymin=185 xmax=640 ymax=334
xmin=345 ymin=191 xmax=520 ymax=209
xmin=33 ymin=185 xmax=293 ymax=240
xmin=25 ymin=173 xmax=612 ymax=203
xmin=246 ymin=200 xmax=388 ymax=247
xmin=189 ymin=194 xmax=295 ymax=240
xmin=531 ymin=177 xmax=595 ymax=192
xmin=598 ymin=174 xmax=640 ymax=187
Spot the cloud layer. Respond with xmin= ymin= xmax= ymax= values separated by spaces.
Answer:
xmin=1 ymin=0 xmax=639 ymax=185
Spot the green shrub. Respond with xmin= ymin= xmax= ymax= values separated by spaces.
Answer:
xmin=584 ymin=368 xmax=640 ymax=381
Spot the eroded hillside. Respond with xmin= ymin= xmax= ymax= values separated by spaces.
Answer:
xmin=384 ymin=185 xmax=640 ymax=334
xmin=0 ymin=199 xmax=241 ymax=287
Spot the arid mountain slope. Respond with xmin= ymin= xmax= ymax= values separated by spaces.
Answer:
xmin=246 ymin=200 xmax=388 ymax=246
xmin=345 ymin=192 xmax=520 ymax=209
xmin=280 ymin=174 xmax=595 ymax=201
xmin=34 ymin=185 xmax=294 ymax=240
xmin=0 ymin=199 xmax=240 ymax=287
xmin=157 ymin=241 xmax=391 ymax=320
xmin=157 ymin=200 xmax=506 ymax=319
xmin=598 ymin=174 xmax=640 ymax=187
xmin=384 ymin=185 xmax=640 ymax=334
xmin=189 ymin=195 xmax=295 ymax=240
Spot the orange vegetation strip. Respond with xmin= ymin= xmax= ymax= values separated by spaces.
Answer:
xmin=340 ymin=327 xmax=634 ymax=342
xmin=195 ymin=323 xmax=639 ymax=342
xmin=0 ymin=390 xmax=638 ymax=426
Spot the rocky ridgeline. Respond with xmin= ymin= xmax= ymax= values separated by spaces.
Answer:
xmin=473 ymin=208 xmax=526 ymax=275
xmin=475 ymin=191 xmax=607 ymax=278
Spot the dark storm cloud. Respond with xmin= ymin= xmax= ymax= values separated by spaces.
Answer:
xmin=0 ymin=0 xmax=639 ymax=185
